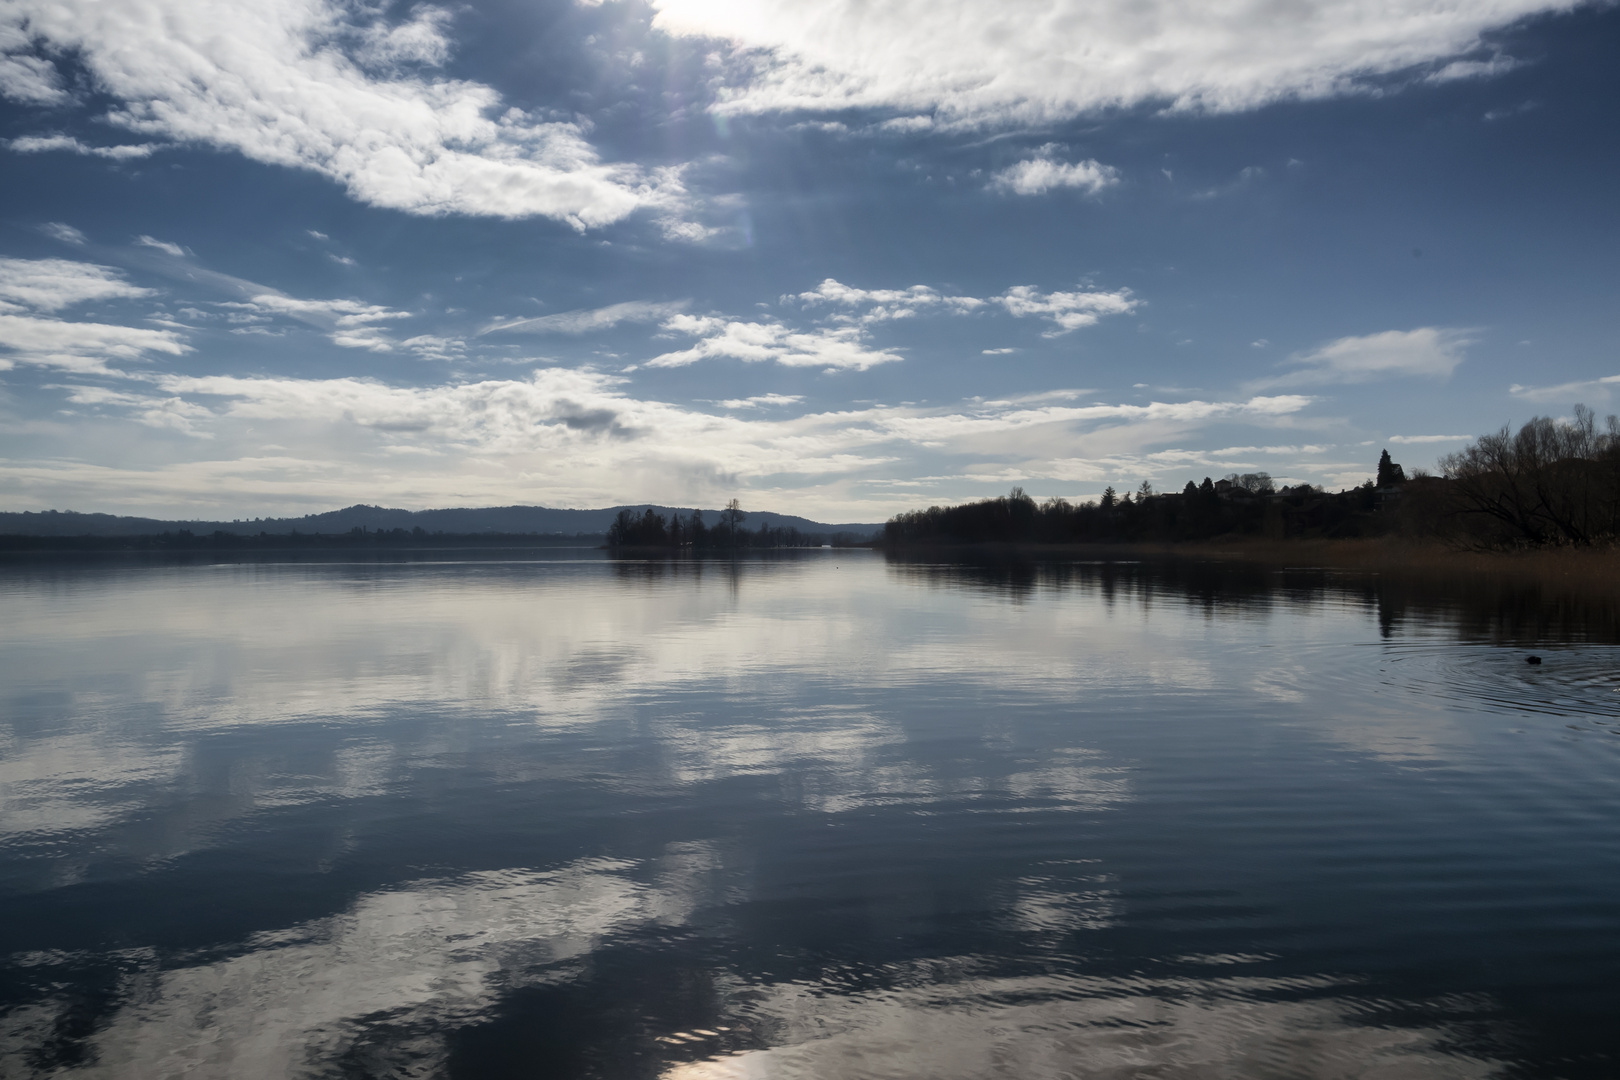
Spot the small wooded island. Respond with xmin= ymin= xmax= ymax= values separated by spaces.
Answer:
xmin=607 ymin=499 xmax=870 ymax=550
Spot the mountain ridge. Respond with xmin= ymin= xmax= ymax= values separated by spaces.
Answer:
xmin=0 ymin=504 xmax=885 ymax=538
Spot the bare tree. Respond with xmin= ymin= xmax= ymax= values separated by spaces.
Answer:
xmin=1439 ymin=405 xmax=1620 ymax=547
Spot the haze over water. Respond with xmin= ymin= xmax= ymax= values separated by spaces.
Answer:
xmin=2 ymin=551 xmax=1618 ymax=1078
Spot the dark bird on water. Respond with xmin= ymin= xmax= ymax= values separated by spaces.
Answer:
xmin=1526 ymin=655 xmax=1543 ymax=665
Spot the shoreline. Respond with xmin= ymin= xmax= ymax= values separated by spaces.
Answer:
xmin=879 ymin=537 xmax=1620 ymax=592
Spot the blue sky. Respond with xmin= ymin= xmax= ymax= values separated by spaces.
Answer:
xmin=1 ymin=0 xmax=1616 ymax=520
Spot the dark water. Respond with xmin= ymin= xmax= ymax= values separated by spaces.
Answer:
xmin=2 ymin=550 xmax=1618 ymax=1079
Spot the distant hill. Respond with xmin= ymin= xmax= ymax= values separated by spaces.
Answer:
xmin=0 ymin=504 xmax=885 ymax=538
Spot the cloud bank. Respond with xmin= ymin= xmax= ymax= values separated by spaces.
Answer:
xmin=16 ymin=361 xmax=1314 ymax=508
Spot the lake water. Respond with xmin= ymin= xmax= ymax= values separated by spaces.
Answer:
xmin=2 ymin=550 xmax=1618 ymax=1079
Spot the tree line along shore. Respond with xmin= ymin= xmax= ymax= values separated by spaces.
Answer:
xmin=882 ymin=407 xmax=1620 ymax=553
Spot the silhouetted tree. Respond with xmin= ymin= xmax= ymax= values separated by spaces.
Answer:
xmin=1376 ymin=449 xmax=1406 ymax=488
xmin=1438 ymin=405 xmax=1620 ymax=547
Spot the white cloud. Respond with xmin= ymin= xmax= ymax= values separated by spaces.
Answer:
xmin=989 ymin=150 xmax=1119 ymax=196
xmin=0 ymin=24 xmax=67 ymax=103
xmin=790 ymin=278 xmax=984 ymax=323
xmin=1257 ymin=327 xmax=1469 ymax=387
xmin=1427 ymin=54 xmax=1520 ymax=82
xmin=355 ymin=5 xmax=455 ymax=69
xmin=982 ymin=348 xmax=1016 ymax=355
xmin=480 ymin=300 xmax=690 ymax=336
xmin=399 ymin=334 xmax=465 ymax=361
xmin=1387 ymin=434 xmax=1474 ymax=444
xmin=646 ymin=314 xmax=902 ymax=370
xmin=134 ymin=235 xmax=186 ymax=257
xmin=794 ymin=280 xmax=939 ymax=307
xmin=222 ymin=294 xmax=414 ymax=351
xmin=40 ymin=222 xmax=87 ymax=245
xmin=995 ymin=286 xmax=1139 ymax=335
xmin=1509 ymin=373 xmax=1620 ymax=404
xmin=59 ymin=385 xmax=216 ymax=437
xmin=715 ymin=393 xmax=804 ymax=409
xmin=878 ymin=395 xmax=1310 ymax=447
xmin=0 ymin=0 xmax=680 ymax=230
xmin=651 ymin=0 xmax=1577 ymax=124
xmin=640 ymin=279 xmax=1136 ymax=372
xmin=0 ymin=257 xmax=155 ymax=313
xmin=7 ymin=133 xmax=161 ymax=159
xmin=0 ymin=314 xmax=188 ymax=373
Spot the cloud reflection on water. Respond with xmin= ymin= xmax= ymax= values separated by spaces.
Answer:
xmin=2 ymin=852 xmax=718 ymax=1078
xmin=661 ymin=970 xmax=1494 ymax=1080
xmin=3 ymin=553 xmax=1598 ymax=1077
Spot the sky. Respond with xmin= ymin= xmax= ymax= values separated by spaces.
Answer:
xmin=1 ymin=0 xmax=1617 ymax=521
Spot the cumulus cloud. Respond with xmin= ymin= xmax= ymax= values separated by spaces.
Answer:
xmin=0 ymin=257 xmax=155 ymax=313
xmin=354 ymin=5 xmax=455 ymax=69
xmin=989 ymin=150 xmax=1119 ymax=196
xmin=790 ymin=278 xmax=984 ymax=323
xmin=7 ymin=133 xmax=162 ymax=159
xmin=1256 ymin=327 xmax=1469 ymax=387
xmin=645 ymin=314 xmax=902 ymax=371
xmin=0 ymin=24 xmax=67 ymax=103
xmin=651 ymin=0 xmax=1578 ymax=124
xmin=0 ymin=0 xmax=679 ymax=229
xmin=995 ymin=286 xmax=1139 ymax=335
xmin=791 ymin=278 xmax=1138 ymax=336
xmin=640 ymin=279 xmax=1136 ymax=372
xmin=480 ymin=300 xmax=690 ymax=336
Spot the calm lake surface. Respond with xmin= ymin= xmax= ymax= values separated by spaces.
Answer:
xmin=2 ymin=550 xmax=1619 ymax=1079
